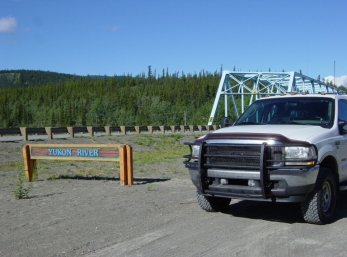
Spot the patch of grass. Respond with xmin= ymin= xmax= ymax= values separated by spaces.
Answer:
xmin=14 ymin=169 xmax=32 ymax=200
xmin=133 ymin=134 xmax=188 ymax=164
xmin=47 ymin=175 xmax=59 ymax=180
xmin=168 ymin=165 xmax=180 ymax=175
xmin=109 ymin=136 xmax=122 ymax=144
xmin=72 ymin=164 xmax=118 ymax=177
xmin=3 ymin=161 xmax=23 ymax=171
xmin=36 ymin=160 xmax=118 ymax=179
xmin=133 ymin=135 xmax=155 ymax=147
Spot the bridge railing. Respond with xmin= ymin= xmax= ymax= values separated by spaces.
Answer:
xmin=0 ymin=125 xmax=219 ymax=141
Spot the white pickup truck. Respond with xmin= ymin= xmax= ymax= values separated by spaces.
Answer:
xmin=184 ymin=93 xmax=347 ymax=224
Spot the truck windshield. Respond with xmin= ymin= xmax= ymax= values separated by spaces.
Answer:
xmin=234 ymin=97 xmax=335 ymax=128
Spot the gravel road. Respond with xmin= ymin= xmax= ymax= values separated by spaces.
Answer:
xmin=1 ymin=134 xmax=347 ymax=257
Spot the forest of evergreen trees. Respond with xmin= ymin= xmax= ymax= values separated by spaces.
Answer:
xmin=2 ymin=68 xmax=345 ymax=128
xmin=0 ymin=69 xmax=230 ymax=128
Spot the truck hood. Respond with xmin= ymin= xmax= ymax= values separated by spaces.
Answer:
xmin=213 ymin=124 xmax=334 ymax=143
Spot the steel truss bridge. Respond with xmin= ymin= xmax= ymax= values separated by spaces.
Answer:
xmin=208 ymin=70 xmax=345 ymax=125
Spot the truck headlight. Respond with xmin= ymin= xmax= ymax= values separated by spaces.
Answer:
xmin=270 ymin=146 xmax=317 ymax=166
xmin=192 ymin=145 xmax=200 ymax=158
xmin=285 ymin=146 xmax=315 ymax=159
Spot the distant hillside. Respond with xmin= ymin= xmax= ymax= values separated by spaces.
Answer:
xmin=0 ymin=72 xmax=21 ymax=88
xmin=0 ymin=70 xmax=82 ymax=88
xmin=0 ymin=70 xmax=123 ymax=88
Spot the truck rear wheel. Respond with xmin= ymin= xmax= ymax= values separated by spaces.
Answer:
xmin=196 ymin=191 xmax=231 ymax=212
xmin=300 ymin=168 xmax=337 ymax=224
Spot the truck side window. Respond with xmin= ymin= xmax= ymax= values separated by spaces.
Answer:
xmin=338 ymin=100 xmax=347 ymax=122
xmin=338 ymin=100 xmax=347 ymax=133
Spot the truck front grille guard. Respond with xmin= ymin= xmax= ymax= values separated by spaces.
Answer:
xmin=197 ymin=142 xmax=268 ymax=199
xmin=184 ymin=141 xmax=317 ymax=199
xmin=196 ymin=142 xmax=317 ymax=199
xmin=197 ymin=142 xmax=270 ymax=198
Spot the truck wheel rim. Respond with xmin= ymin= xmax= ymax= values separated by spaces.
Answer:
xmin=322 ymin=181 xmax=331 ymax=212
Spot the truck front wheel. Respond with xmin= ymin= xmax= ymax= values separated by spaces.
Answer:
xmin=196 ymin=191 xmax=231 ymax=212
xmin=300 ymin=168 xmax=337 ymax=224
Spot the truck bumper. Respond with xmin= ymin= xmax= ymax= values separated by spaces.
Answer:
xmin=187 ymin=163 xmax=319 ymax=203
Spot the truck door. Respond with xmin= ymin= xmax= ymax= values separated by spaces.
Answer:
xmin=337 ymin=99 xmax=347 ymax=181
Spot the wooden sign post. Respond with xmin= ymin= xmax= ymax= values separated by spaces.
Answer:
xmin=22 ymin=144 xmax=133 ymax=185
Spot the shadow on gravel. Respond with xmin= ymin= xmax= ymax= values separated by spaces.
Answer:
xmin=29 ymin=191 xmax=65 ymax=199
xmin=222 ymin=201 xmax=304 ymax=224
xmin=54 ymin=175 xmax=170 ymax=184
xmin=221 ymin=196 xmax=347 ymax=224
xmin=133 ymin=177 xmax=171 ymax=184
xmin=333 ymin=194 xmax=347 ymax=223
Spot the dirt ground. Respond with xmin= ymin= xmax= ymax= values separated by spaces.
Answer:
xmin=0 ymin=134 xmax=197 ymax=257
xmin=2 ymin=133 xmax=347 ymax=257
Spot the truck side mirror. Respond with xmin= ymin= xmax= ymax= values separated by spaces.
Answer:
xmin=221 ymin=117 xmax=230 ymax=128
xmin=338 ymin=120 xmax=347 ymax=134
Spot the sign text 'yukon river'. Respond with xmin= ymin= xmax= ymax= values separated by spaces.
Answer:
xmin=29 ymin=145 xmax=120 ymax=161
xmin=47 ymin=148 xmax=99 ymax=157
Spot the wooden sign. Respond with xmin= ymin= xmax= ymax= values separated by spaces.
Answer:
xmin=23 ymin=144 xmax=133 ymax=186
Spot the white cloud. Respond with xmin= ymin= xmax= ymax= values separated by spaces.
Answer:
xmin=324 ymin=75 xmax=347 ymax=88
xmin=0 ymin=16 xmax=17 ymax=32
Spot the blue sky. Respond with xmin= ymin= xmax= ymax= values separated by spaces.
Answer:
xmin=1 ymin=0 xmax=346 ymax=86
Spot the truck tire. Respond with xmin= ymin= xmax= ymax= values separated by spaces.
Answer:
xmin=300 ymin=168 xmax=337 ymax=224
xmin=196 ymin=191 xmax=231 ymax=212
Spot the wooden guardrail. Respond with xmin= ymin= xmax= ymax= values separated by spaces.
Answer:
xmin=0 ymin=125 xmax=219 ymax=141
xmin=22 ymin=144 xmax=133 ymax=185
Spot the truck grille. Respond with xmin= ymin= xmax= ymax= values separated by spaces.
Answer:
xmin=204 ymin=144 xmax=262 ymax=169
